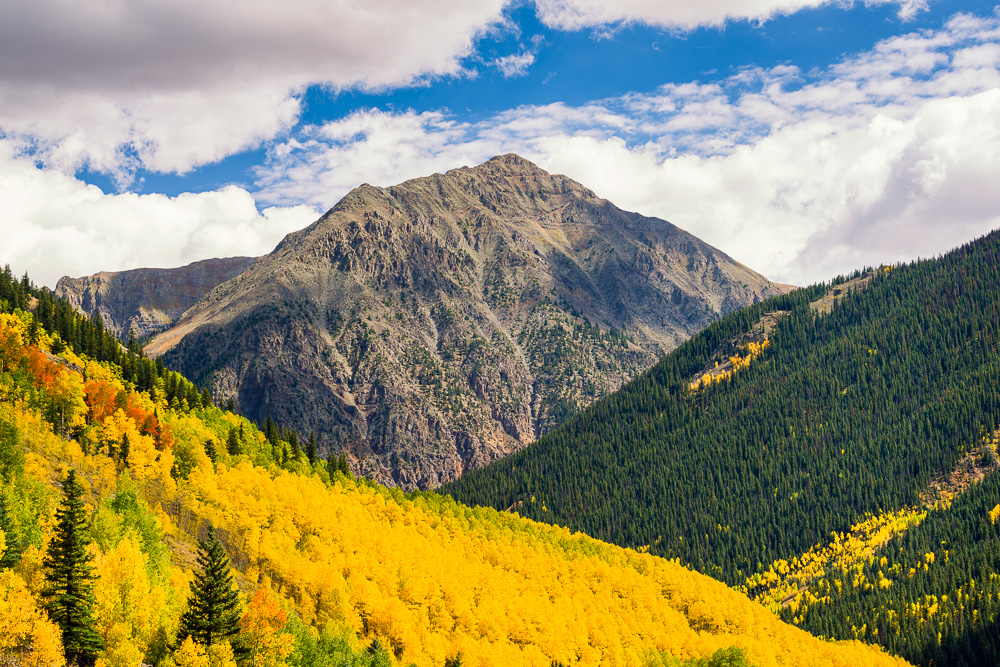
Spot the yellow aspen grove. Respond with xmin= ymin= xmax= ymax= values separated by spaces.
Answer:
xmin=0 ymin=569 xmax=65 ymax=666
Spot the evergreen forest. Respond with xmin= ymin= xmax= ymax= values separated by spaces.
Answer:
xmin=443 ymin=230 xmax=1000 ymax=666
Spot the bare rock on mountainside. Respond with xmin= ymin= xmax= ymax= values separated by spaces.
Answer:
xmin=55 ymin=257 xmax=255 ymax=340
xmin=147 ymin=154 xmax=791 ymax=489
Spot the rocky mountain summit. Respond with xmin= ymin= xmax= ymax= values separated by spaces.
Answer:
xmin=55 ymin=256 xmax=254 ymax=340
xmin=146 ymin=154 xmax=789 ymax=488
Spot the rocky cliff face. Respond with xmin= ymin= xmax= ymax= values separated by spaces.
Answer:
xmin=55 ymin=257 xmax=255 ymax=340
xmin=147 ymin=155 xmax=789 ymax=488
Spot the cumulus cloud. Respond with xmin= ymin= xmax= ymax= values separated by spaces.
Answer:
xmin=254 ymin=12 xmax=1000 ymax=286
xmin=0 ymin=0 xmax=941 ymax=185
xmin=0 ymin=0 xmax=509 ymax=180
xmin=0 ymin=143 xmax=319 ymax=289
xmin=533 ymin=0 xmax=928 ymax=31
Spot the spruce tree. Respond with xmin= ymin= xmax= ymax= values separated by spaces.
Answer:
xmin=226 ymin=427 xmax=241 ymax=456
xmin=306 ymin=431 xmax=317 ymax=464
xmin=0 ymin=494 xmax=22 ymax=568
xmin=177 ymin=526 xmax=242 ymax=649
xmin=42 ymin=469 xmax=103 ymax=666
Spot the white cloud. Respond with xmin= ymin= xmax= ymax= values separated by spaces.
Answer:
xmin=0 ymin=143 xmax=319 ymax=288
xmin=0 ymin=0 xmax=509 ymax=179
xmin=532 ymin=0 xmax=927 ymax=31
xmin=0 ymin=0 xmax=942 ymax=185
xmin=253 ymin=12 xmax=1000 ymax=286
xmin=495 ymin=51 xmax=537 ymax=78
xmin=254 ymin=110 xmax=509 ymax=207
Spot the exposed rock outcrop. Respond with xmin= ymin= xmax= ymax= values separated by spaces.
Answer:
xmin=148 ymin=155 xmax=790 ymax=488
xmin=55 ymin=257 xmax=255 ymax=339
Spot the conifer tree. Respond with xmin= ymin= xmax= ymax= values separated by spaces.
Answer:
xmin=42 ymin=469 xmax=103 ymax=666
xmin=118 ymin=432 xmax=130 ymax=468
xmin=226 ymin=427 xmax=241 ymax=456
xmin=0 ymin=494 xmax=22 ymax=568
xmin=177 ymin=526 xmax=243 ymax=649
xmin=307 ymin=431 xmax=317 ymax=464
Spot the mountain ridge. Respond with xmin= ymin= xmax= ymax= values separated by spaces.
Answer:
xmin=55 ymin=256 xmax=255 ymax=340
xmin=147 ymin=153 xmax=787 ymax=488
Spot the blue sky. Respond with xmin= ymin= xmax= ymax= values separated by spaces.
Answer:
xmin=2 ymin=0 xmax=1000 ymax=288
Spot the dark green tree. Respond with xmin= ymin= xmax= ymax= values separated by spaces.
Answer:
xmin=176 ymin=526 xmax=242 ymax=649
xmin=41 ymin=469 xmax=103 ymax=666
xmin=204 ymin=439 xmax=217 ymax=465
xmin=306 ymin=431 xmax=318 ymax=464
xmin=226 ymin=427 xmax=241 ymax=456
xmin=118 ymin=432 xmax=129 ymax=468
xmin=0 ymin=494 xmax=23 ymax=568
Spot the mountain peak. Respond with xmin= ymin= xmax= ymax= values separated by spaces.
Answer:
xmin=477 ymin=153 xmax=549 ymax=176
xmin=152 ymin=158 xmax=783 ymax=489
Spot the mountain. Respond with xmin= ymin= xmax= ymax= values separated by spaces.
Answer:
xmin=0 ymin=271 xmax=911 ymax=667
xmin=442 ymin=230 xmax=1000 ymax=666
xmin=54 ymin=256 xmax=255 ymax=340
xmin=146 ymin=154 xmax=788 ymax=489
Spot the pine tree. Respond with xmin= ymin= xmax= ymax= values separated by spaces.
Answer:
xmin=177 ymin=526 xmax=243 ymax=649
xmin=0 ymin=494 xmax=23 ymax=568
xmin=119 ymin=432 xmax=130 ymax=468
xmin=226 ymin=427 xmax=241 ymax=456
xmin=306 ymin=431 xmax=317 ymax=464
xmin=41 ymin=469 xmax=103 ymax=666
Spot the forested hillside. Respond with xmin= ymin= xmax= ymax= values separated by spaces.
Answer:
xmin=779 ymin=462 xmax=1000 ymax=666
xmin=442 ymin=230 xmax=1000 ymax=664
xmin=0 ymin=266 xmax=904 ymax=667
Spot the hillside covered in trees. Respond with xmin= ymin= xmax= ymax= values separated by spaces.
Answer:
xmin=442 ymin=231 xmax=1000 ymax=666
xmin=0 ymin=267 xmax=904 ymax=667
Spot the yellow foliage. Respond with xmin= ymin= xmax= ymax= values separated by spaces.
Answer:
xmin=172 ymin=461 xmax=910 ymax=667
xmin=14 ymin=544 xmax=47 ymax=598
xmin=0 ymin=569 xmax=65 ymax=666
xmin=94 ymin=536 xmax=172 ymax=667
xmin=690 ymin=340 xmax=769 ymax=392
xmin=989 ymin=503 xmax=1000 ymax=525
xmin=172 ymin=637 xmax=208 ymax=667
xmin=0 ymin=313 xmax=26 ymax=374
xmin=743 ymin=506 xmax=925 ymax=614
xmin=171 ymin=638 xmax=238 ymax=667
xmin=207 ymin=641 xmax=239 ymax=667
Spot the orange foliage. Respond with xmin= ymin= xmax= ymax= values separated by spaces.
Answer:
xmin=86 ymin=379 xmax=120 ymax=425
xmin=241 ymin=588 xmax=294 ymax=667
xmin=26 ymin=348 xmax=60 ymax=391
